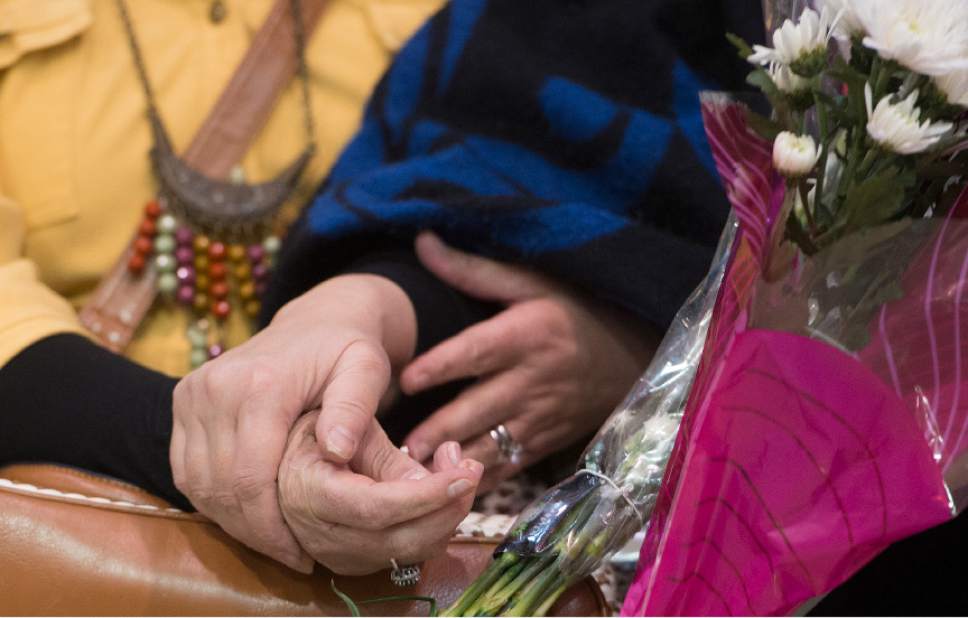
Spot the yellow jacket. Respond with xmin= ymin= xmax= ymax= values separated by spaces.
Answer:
xmin=0 ymin=0 xmax=443 ymax=376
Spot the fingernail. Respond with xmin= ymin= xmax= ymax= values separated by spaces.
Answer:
xmin=460 ymin=459 xmax=483 ymax=474
xmin=326 ymin=426 xmax=356 ymax=460
xmin=400 ymin=445 xmax=410 ymax=456
xmin=447 ymin=478 xmax=472 ymax=498
xmin=404 ymin=467 xmax=429 ymax=480
xmin=446 ymin=442 xmax=461 ymax=466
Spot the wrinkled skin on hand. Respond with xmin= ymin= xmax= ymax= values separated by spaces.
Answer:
xmin=171 ymin=274 xmax=424 ymax=572
xmin=278 ymin=411 xmax=482 ymax=575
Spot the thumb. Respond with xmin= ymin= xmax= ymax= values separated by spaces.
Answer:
xmin=352 ymin=419 xmax=430 ymax=482
xmin=414 ymin=231 xmax=556 ymax=304
xmin=315 ymin=339 xmax=392 ymax=464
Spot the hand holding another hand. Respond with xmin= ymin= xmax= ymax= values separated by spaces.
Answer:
xmin=278 ymin=411 xmax=481 ymax=575
xmin=171 ymin=274 xmax=427 ymax=573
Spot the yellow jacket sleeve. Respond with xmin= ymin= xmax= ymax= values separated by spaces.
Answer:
xmin=0 ymin=193 xmax=87 ymax=368
xmin=0 ymin=0 xmax=92 ymax=70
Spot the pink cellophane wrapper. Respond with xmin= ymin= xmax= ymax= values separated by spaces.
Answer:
xmin=622 ymin=95 xmax=968 ymax=615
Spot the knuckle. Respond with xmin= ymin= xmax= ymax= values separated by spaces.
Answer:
xmin=200 ymin=362 xmax=233 ymax=400
xmin=367 ymin=443 xmax=396 ymax=477
xmin=328 ymin=398 xmax=371 ymax=424
xmin=346 ymin=339 xmax=391 ymax=373
xmin=241 ymin=359 xmax=282 ymax=394
xmin=172 ymin=378 xmax=192 ymax=410
xmin=210 ymin=489 xmax=238 ymax=511
xmin=467 ymin=338 xmax=487 ymax=375
xmin=231 ymin=468 xmax=272 ymax=502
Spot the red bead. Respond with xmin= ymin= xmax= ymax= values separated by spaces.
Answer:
xmin=145 ymin=200 xmax=162 ymax=219
xmin=138 ymin=219 xmax=157 ymax=237
xmin=127 ymin=253 xmax=146 ymax=274
xmin=208 ymin=262 xmax=228 ymax=281
xmin=212 ymin=300 xmax=231 ymax=320
xmin=134 ymin=235 xmax=153 ymax=255
xmin=210 ymin=280 xmax=230 ymax=299
xmin=207 ymin=242 xmax=227 ymax=261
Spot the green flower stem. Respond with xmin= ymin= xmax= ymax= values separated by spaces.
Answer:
xmin=503 ymin=563 xmax=563 ymax=616
xmin=533 ymin=581 xmax=570 ymax=617
xmin=473 ymin=558 xmax=535 ymax=616
xmin=798 ymin=180 xmax=817 ymax=234
xmin=444 ymin=552 xmax=518 ymax=617
xmin=856 ymin=147 xmax=880 ymax=179
xmin=813 ymin=90 xmax=830 ymax=228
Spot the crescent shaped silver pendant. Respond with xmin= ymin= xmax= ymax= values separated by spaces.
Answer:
xmin=149 ymin=112 xmax=313 ymax=240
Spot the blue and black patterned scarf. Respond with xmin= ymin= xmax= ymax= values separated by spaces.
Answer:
xmin=270 ymin=0 xmax=763 ymax=329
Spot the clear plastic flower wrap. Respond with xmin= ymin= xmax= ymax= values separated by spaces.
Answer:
xmin=443 ymin=217 xmax=736 ymax=617
xmin=447 ymin=1 xmax=968 ymax=614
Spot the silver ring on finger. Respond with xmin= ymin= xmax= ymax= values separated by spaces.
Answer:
xmin=389 ymin=558 xmax=421 ymax=587
xmin=489 ymin=423 xmax=523 ymax=465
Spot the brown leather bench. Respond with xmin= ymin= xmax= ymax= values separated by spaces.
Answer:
xmin=0 ymin=464 xmax=607 ymax=616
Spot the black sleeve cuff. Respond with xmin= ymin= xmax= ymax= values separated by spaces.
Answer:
xmin=342 ymin=247 xmax=497 ymax=356
xmin=341 ymin=247 xmax=499 ymax=443
xmin=0 ymin=334 xmax=190 ymax=510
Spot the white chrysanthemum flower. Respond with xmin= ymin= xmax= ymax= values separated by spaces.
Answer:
xmin=853 ymin=0 xmax=968 ymax=77
xmin=817 ymin=0 xmax=864 ymax=41
xmin=773 ymin=131 xmax=820 ymax=177
xmin=749 ymin=8 xmax=835 ymax=76
xmin=936 ymin=70 xmax=968 ymax=108
xmin=865 ymin=84 xmax=953 ymax=155
xmin=769 ymin=63 xmax=810 ymax=95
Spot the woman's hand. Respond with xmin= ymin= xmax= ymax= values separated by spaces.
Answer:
xmin=278 ymin=411 xmax=482 ymax=575
xmin=171 ymin=274 xmax=418 ymax=573
xmin=401 ymin=233 xmax=659 ymax=492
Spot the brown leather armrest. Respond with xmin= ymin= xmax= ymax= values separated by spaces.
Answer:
xmin=0 ymin=465 xmax=607 ymax=616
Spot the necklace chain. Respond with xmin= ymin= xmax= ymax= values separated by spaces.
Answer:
xmin=114 ymin=0 xmax=316 ymax=155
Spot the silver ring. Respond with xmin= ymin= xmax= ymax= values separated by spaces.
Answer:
xmin=489 ymin=423 xmax=523 ymax=464
xmin=389 ymin=558 xmax=420 ymax=587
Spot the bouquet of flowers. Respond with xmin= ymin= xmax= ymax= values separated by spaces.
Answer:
xmin=448 ymin=0 xmax=968 ymax=615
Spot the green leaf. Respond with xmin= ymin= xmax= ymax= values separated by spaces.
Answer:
xmin=331 ymin=580 xmax=362 ymax=617
xmin=745 ymin=109 xmax=784 ymax=142
xmin=726 ymin=32 xmax=754 ymax=60
xmin=746 ymin=68 xmax=781 ymax=101
xmin=842 ymin=165 xmax=917 ymax=231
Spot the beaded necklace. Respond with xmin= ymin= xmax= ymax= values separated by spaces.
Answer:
xmin=116 ymin=0 xmax=315 ymax=368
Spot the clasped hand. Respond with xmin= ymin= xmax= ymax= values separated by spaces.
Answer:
xmin=171 ymin=235 xmax=656 ymax=574
xmin=171 ymin=274 xmax=481 ymax=574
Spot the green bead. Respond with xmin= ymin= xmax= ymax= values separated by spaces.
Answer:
xmin=157 ymin=214 xmax=178 ymax=234
xmin=154 ymin=254 xmax=176 ymax=273
xmin=154 ymin=234 xmax=176 ymax=254
xmin=263 ymin=235 xmax=281 ymax=255
xmin=190 ymin=348 xmax=208 ymax=368
xmin=187 ymin=328 xmax=207 ymax=348
xmin=157 ymin=272 xmax=178 ymax=294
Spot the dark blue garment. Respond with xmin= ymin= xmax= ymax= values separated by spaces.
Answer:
xmin=267 ymin=0 xmax=764 ymax=329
